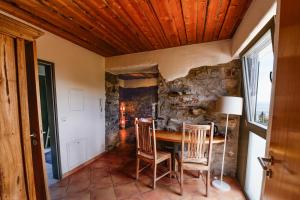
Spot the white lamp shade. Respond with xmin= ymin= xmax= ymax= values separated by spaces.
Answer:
xmin=216 ymin=96 xmax=243 ymax=115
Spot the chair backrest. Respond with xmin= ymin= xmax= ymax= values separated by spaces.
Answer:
xmin=135 ymin=118 xmax=157 ymax=160
xmin=181 ymin=122 xmax=214 ymax=166
xmin=139 ymin=117 xmax=153 ymax=123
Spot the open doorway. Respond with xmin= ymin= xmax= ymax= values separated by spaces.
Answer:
xmin=119 ymin=74 xmax=158 ymax=128
xmin=118 ymin=73 xmax=158 ymax=145
xmin=38 ymin=60 xmax=61 ymax=185
xmin=105 ymin=65 xmax=159 ymax=150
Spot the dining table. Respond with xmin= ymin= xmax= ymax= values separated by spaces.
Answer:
xmin=155 ymin=130 xmax=225 ymax=144
xmin=155 ymin=129 xmax=225 ymax=172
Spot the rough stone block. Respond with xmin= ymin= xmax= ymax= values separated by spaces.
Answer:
xmin=158 ymin=59 xmax=242 ymax=177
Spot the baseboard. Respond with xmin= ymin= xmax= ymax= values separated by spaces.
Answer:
xmin=61 ymin=151 xmax=106 ymax=179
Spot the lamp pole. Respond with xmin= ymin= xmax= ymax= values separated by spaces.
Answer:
xmin=213 ymin=96 xmax=243 ymax=191
xmin=212 ymin=113 xmax=231 ymax=191
xmin=220 ymin=113 xmax=229 ymax=184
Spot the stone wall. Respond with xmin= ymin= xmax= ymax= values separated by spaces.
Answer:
xmin=105 ymin=72 xmax=120 ymax=150
xmin=119 ymin=86 xmax=158 ymax=127
xmin=157 ymin=60 xmax=242 ymax=177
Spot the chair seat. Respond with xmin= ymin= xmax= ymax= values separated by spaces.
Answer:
xmin=138 ymin=150 xmax=171 ymax=163
xmin=175 ymin=152 xmax=208 ymax=170
xmin=156 ymin=151 xmax=172 ymax=163
xmin=176 ymin=151 xmax=208 ymax=164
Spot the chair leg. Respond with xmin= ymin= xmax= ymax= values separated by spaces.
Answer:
xmin=180 ymin=166 xmax=183 ymax=195
xmin=168 ymin=158 xmax=172 ymax=179
xmin=206 ymin=171 xmax=210 ymax=197
xmin=153 ymin=164 xmax=157 ymax=189
xmin=136 ymin=158 xmax=140 ymax=180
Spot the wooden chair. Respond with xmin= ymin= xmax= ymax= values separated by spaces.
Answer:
xmin=176 ymin=122 xmax=214 ymax=196
xmin=135 ymin=118 xmax=172 ymax=189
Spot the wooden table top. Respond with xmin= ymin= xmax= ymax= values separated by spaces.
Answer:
xmin=155 ymin=130 xmax=225 ymax=144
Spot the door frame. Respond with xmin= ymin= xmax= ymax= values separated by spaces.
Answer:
xmin=38 ymin=59 xmax=62 ymax=180
xmin=238 ymin=17 xmax=276 ymax=199
xmin=25 ymin=40 xmax=50 ymax=200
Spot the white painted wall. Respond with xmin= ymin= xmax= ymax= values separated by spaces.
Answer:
xmin=106 ymin=40 xmax=232 ymax=81
xmin=232 ymin=0 xmax=277 ymax=57
xmin=37 ymin=32 xmax=106 ymax=174
xmin=1 ymin=11 xmax=106 ymax=175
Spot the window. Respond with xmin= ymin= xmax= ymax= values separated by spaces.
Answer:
xmin=241 ymin=18 xmax=275 ymax=200
xmin=242 ymin=30 xmax=274 ymax=128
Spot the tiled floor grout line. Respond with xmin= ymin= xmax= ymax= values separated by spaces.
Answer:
xmin=110 ymin=171 xmax=118 ymax=200
xmin=49 ymin=129 xmax=246 ymax=200
xmin=89 ymin=167 xmax=92 ymax=200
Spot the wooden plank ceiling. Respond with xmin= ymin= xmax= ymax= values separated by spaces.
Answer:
xmin=0 ymin=0 xmax=252 ymax=57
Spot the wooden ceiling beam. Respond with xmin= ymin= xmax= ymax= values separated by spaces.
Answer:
xmin=0 ymin=1 xmax=114 ymax=56
xmin=40 ymin=0 xmax=134 ymax=54
xmin=168 ymin=0 xmax=187 ymax=45
xmin=218 ymin=0 xmax=252 ymax=39
xmin=203 ymin=0 xmax=230 ymax=42
xmin=12 ymin=0 xmax=108 ymax=44
xmin=119 ymin=72 xmax=158 ymax=80
xmin=197 ymin=0 xmax=208 ymax=43
xmin=0 ymin=0 xmax=251 ymax=56
xmin=110 ymin=0 xmax=160 ymax=49
xmin=150 ymin=0 xmax=181 ymax=47
xmin=73 ymin=0 xmax=148 ymax=52
xmin=182 ymin=0 xmax=198 ymax=44
xmin=212 ymin=0 xmax=230 ymax=40
xmin=102 ymin=0 xmax=154 ymax=51
xmin=117 ymin=0 xmax=167 ymax=49
xmin=137 ymin=0 xmax=170 ymax=47
xmin=11 ymin=0 xmax=121 ymax=54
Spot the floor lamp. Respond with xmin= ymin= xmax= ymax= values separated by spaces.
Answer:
xmin=212 ymin=96 xmax=243 ymax=191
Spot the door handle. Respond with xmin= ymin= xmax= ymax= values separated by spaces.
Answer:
xmin=258 ymin=156 xmax=273 ymax=178
xmin=30 ymin=132 xmax=38 ymax=146
xmin=30 ymin=132 xmax=37 ymax=138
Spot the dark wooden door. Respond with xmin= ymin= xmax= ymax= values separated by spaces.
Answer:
xmin=263 ymin=0 xmax=300 ymax=199
xmin=25 ymin=41 xmax=50 ymax=200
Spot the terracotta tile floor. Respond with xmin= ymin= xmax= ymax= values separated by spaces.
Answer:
xmin=50 ymin=129 xmax=246 ymax=200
